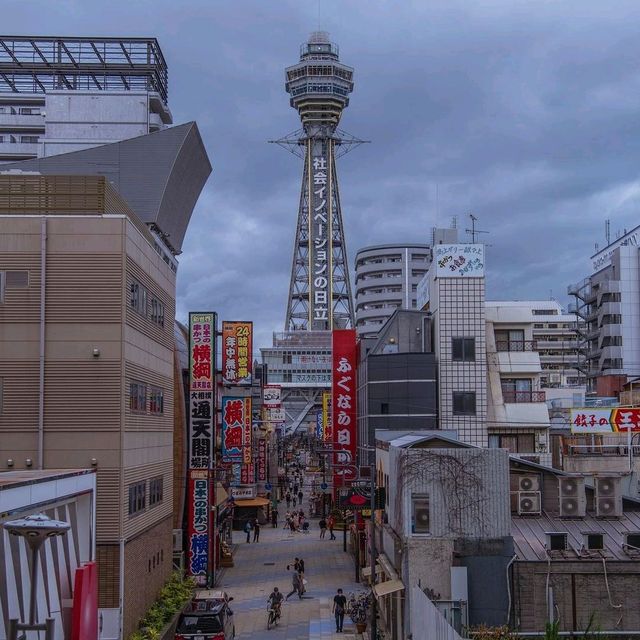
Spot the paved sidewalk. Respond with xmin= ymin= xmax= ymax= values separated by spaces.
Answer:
xmin=216 ymin=513 xmax=366 ymax=639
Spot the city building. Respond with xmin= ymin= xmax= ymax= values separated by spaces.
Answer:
xmin=0 ymin=36 xmax=172 ymax=162
xmin=356 ymin=309 xmax=437 ymax=463
xmin=422 ymin=243 xmax=489 ymax=447
xmin=261 ymin=331 xmax=331 ymax=435
xmin=374 ymin=433 xmax=513 ymax=639
xmin=354 ymin=244 xmax=431 ymax=338
xmin=569 ymin=224 xmax=640 ymax=396
xmin=0 ymin=124 xmax=210 ymax=638
xmin=485 ymin=301 xmax=553 ymax=466
xmin=0 ymin=469 xmax=97 ymax=639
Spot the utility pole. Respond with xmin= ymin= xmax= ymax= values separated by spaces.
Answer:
xmin=369 ymin=458 xmax=378 ymax=640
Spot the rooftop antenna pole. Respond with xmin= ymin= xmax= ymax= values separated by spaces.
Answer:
xmin=605 ymin=219 xmax=611 ymax=245
xmin=465 ymin=213 xmax=490 ymax=243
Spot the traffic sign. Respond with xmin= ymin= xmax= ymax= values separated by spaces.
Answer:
xmin=320 ymin=482 xmax=328 ymax=491
xmin=265 ymin=482 xmax=272 ymax=491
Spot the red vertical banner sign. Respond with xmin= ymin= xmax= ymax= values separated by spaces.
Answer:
xmin=332 ymin=329 xmax=357 ymax=492
xmin=188 ymin=312 xmax=216 ymax=586
xmin=243 ymin=397 xmax=252 ymax=464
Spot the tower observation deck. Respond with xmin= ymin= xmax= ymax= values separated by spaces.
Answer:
xmin=278 ymin=32 xmax=364 ymax=331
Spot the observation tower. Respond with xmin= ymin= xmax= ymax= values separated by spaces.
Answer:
xmin=274 ymin=32 xmax=366 ymax=331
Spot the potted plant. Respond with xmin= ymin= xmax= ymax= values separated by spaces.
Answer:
xmin=349 ymin=591 xmax=371 ymax=633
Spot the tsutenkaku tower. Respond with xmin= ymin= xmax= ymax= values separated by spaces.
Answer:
xmin=277 ymin=32 xmax=364 ymax=331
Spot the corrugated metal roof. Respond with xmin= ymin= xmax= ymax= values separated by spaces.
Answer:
xmin=512 ymin=512 xmax=640 ymax=561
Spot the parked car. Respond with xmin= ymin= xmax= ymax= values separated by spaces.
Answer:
xmin=189 ymin=590 xmax=233 ymax=613
xmin=175 ymin=601 xmax=235 ymax=640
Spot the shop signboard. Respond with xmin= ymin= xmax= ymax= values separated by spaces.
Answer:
xmin=258 ymin=438 xmax=267 ymax=481
xmin=322 ymin=391 xmax=332 ymax=442
xmin=230 ymin=485 xmax=256 ymax=500
xmin=243 ymin=397 xmax=252 ymax=464
xmin=231 ymin=463 xmax=242 ymax=485
xmin=570 ymin=408 xmax=640 ymax=433
xmin=187 ymin=312 xmax=216 ymax=583
xmin=292 ymin=372 xmax=331 ymax=384
xmin=221 ymin=397 xmax=247 ymax=461
xmin=435 ymin=244 xmax=484 ymax=278
xmin=268 ymin=407 xmax=286 ymax=423
xmin=263 ymin=384 xmax=282 ymax=408
xmin=332 ymin=330 xmax=357 ymax=487
xmin=416 ymin=271 xmax=429 ymax=310
xmin=222 ymin=321 xmax=253 ymax=385
xmin=240 ymin=463 xmax=255 ymax=484
xmin=316 ymin=410 xmax=323 ymax=440
xmin=338 ymin=486 xmax=371 ymax=510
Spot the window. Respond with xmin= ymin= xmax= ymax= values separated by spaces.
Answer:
xmin=20 ymin=135 xmax=39 ymax=144
xmin=149 ymin=386 xmax=164 ymax=414
xmin=19 ymin=107 xmax=40 ymax=115
xmin=533 ymin=309 xmax=558 ymax=315
xmin=495 ymin=329 xmax=525 ymax=351
xmin=411 ymin=494 xmax=430 ymax=534
xmin=380 ymin=402 xmax=389 ymax=415
xmin=547 ymin=533 xmax=567 ymax=551
xmin=150 ymin=297 xmax=165 ymax=327
xmin=452 ymin=391 xmax=476 ymax=416
xmin=584 ymin=533 xmax=604 ymax=550
xmin=130 ymin=381 xmax=147 ymax=413
xmin=149 ymin=476 xmax=163 ymax=507
xmin=625 ymin=533 xmax=640 ymax=550
xmin=130 ymin=279 xmax=148 ymax=316
xmin=491 ymin=433 xmax=535 ymax=453
xmin=5 ymin=271 xmax=29 ymax=288
xmin=128 ymin=481 xmax=146 ymax=516
xmin=452 ymin=337 xmax=475 ymax=362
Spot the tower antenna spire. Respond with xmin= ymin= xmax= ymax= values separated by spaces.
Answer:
xmin=465 ymin=213 xmax=490 ymax=243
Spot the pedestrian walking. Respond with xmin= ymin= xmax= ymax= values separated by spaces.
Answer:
xmin=293 ymin=483 xmax=299 ymax=495
xmin=253 ymin=519 xmax=261 ymax=542
xmin=272 ymin=508 xmax=278 ymax=528
xmin=319 ymin=517 xmax=327 ymax=538
xmin=285 ymin=571 xmax=303 ymax=600
xmin=297 ymin=490 xmax=303 ymax=504
xmin=285 ymin=492 xmax=291 ymax=508
xmin=244 ymin=519 xmax=252 ymax=544
xmin=328 ymin=514 xmax=336 ymax=540
xmin=333 ymin=588 xmax=347 ymax=632
xmin=297 ymin=557 xmax=305 ymax=577
xmin=292 ymin=496 xmax=297 ymax=507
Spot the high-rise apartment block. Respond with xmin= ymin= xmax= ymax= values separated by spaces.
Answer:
xmin=355 ymin=244 xmax=431 ymax=338
xmin=0 ymin=36 xmax=172 ymax=162
xmin=569 ymin=224 xmax=640 ymax=396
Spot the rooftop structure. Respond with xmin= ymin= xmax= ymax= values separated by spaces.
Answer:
xmin=0 ymin=36 xmax=172 ymax=161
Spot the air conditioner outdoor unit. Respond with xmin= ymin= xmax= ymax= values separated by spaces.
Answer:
xmin=595 ymin=477 xmax=622 ymax=518
xmin=518 ymin=491 xmax=541 ymax=515
xmin=550 ymin=374 xmax=561 ymax=383
xmin=559 ymin=476 xmax=586 ymax=517
xmin=518 ymin=475 xmax=541 ymax=492
xmin=172 ymin=529 xmax=183 ymax=553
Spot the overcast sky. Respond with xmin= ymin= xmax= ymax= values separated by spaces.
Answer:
xmin=5 ymin=0 xmax=640 ymax=352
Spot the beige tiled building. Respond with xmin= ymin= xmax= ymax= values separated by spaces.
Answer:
xmin=0 ymin=124 xmax=210 ymax=639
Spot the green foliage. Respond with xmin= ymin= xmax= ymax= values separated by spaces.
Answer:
xmin=128 ymin=572 xmax=195 ymax=640
xmin=544 ymin=621 xmax=560 ymax=640
xmin=470 ymin=626 xmax=517 ymax=640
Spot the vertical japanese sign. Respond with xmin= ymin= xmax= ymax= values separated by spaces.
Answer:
xmin=243 ymin=397 xmax=253 ymax=465
xmin=187 ymin=312 xmax=216 ymax=583
xmin=263 ymin=384 xmax=282 ymax=408
xmin=332 ymin=330 xmax=357 ymax=486
xmin=322 ymin=391 xmax=332 ymax=443
xmin=221 ymin=397 xmax=245 ymax=462
xmin=222 ymin=321 xmax=253 ymax=385
xmin=309 ymin=143 xmax=332 ymax=328
xmin=258 ymin=438 xmax=267 ymax=481
xmin=316 ymin=410 xmax=324 ymax=440
xmin=241 ymin=463 xmax=255 ymax=484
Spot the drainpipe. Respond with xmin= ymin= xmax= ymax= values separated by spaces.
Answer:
xmin=38 ymin=217 xmax=47 ymax=470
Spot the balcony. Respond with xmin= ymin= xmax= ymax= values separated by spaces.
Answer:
xmin=502 ymin=390 xmax=546 ymax=403
xmin=496 ymin=340 xmax=537 ymax=352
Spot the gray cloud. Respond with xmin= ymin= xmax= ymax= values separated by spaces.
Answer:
xmin=5 ymin=0 xmax=640 ymax=351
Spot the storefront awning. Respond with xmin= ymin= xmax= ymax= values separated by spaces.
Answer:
xmin=234 ymin=497 xmax=270 ymax=508
xmin=215 ymin=484 xmax=229 ymax=506
xmin=373 ymin=579 xmax=405 ymax=598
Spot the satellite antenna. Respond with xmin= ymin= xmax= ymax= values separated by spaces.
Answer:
xmin=465 ymin=214 xmax=490 ymax=243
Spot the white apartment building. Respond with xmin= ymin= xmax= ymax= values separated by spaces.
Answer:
xmin=485 ymin=302 xmax=552 ymax=466
xmin=569 ymin=224 xmax=640 ymax=396
xmin=0 ymin=36 xmax=172 ymax=162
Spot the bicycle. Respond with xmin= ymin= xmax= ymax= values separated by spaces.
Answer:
xmin=267 ymin=602 xmax=281 ymax=629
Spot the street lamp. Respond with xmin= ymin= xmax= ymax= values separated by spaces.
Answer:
xmin=3 ymin=513 xmax=71 ymax=640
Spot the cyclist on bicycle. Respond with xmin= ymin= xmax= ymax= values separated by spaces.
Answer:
xmin=268 ymin=587 xmax=284 ymax=613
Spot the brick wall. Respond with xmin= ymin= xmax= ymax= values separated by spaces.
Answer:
xmin=123 ymin=515 xmax=174 ymax=638
xmin=514 ymin=560 xmax=640 ymax=632
xmin=97 ymin=543 xmax=120 ymax=608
